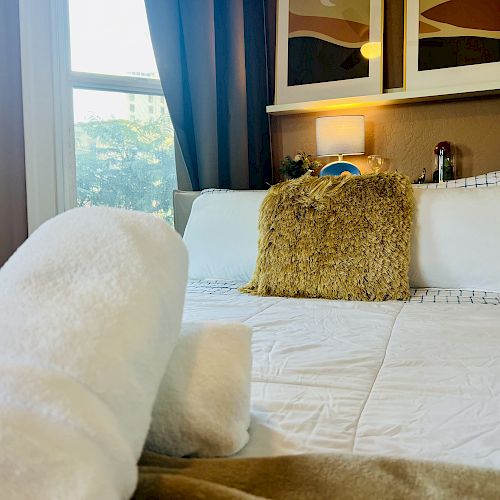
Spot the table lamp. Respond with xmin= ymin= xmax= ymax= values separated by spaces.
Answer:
xmin=316 ymin=116 xmax=365 ymax=176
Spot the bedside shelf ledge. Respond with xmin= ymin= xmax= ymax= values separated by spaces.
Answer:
xmin=266 ymin=83 xmax=500 ymax=115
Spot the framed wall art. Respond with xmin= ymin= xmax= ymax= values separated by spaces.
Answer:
xmin=275 ymin=0 xmax=384 ymax=105
xmin=406 ymin=0 xmax=500 ymax=91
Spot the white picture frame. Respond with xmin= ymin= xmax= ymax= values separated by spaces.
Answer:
xmin=405 ymin=0 xmax=500 ymax=92
xmin=275 ymin=0 xmax=384 ymax=105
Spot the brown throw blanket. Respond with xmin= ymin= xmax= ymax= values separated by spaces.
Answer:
xmin=134 ymin=451 xmax=500 ymax=499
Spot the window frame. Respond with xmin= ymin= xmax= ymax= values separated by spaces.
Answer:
xmin=19 ymin=0 xmax=164 ymax=233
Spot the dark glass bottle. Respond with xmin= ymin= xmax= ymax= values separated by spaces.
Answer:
xmin=433 ymin=141 xmax=455 ymax=183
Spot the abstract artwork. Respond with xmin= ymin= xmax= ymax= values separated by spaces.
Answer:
xmin=287 ymin=0 xmax=370 ymax=85
xmin=418 ymin=0 xmax=500 ymax=71
xmin=406 ymin=0 xmax=500 ymax=91
xmin=275 ymin=0 xmax=383 ymax=104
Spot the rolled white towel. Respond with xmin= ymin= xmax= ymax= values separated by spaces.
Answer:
xmin=0 ymin=207 xmax=188 ymax=500
xmin=146 ymin=321 xmax=252 ymax=458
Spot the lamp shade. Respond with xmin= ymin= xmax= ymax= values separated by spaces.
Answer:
xmin=316 ymin=116 xmax=365 ymax=157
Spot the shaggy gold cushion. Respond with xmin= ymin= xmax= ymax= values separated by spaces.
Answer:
xmin=241 ymin=173 xmax=414 ymax=301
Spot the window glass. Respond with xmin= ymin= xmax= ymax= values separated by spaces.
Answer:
xmin=73 ymin=89 xmax=176 ymax=224
xmin=69 ymin=0 xmax=159 ymax=78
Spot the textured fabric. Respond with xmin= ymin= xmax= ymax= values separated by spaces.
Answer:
xmin=146 ymin=322 xmax=252 ymax=458
xmin=241 ymin=173 xmax=414 ymax=301
xmin=145 ymin=0 xmax=273 ymax=191
xmin=134 ymin=451 xmax=500 ymax=500
xmin=0 ymin=207 xmax=188 ymax=499
xmin=188 ymin=279 xmax=500 ymax=304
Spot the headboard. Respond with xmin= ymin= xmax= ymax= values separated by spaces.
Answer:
xmin=173 ymin=190 xmax=201 ymax=236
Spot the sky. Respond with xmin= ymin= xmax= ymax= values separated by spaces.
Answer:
xmin=69 ymin=0 xmax=158 ymax=77
xmin=73 ymin=89 xmax=131 ymax=123
xmin=69 ymin=0 xmax=159 ymax=122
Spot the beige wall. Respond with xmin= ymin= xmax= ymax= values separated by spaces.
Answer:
xmin=271 ymin=95 xmax=500 ymax=183
xmin=270 ymin=0 xmax=500 ymax=183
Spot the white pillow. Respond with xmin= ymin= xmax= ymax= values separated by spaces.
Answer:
xmin=146 ymin=321 xmax=252 ymax=457
xmin=410 ymin=187 xmax=500 ymax=291
xmin=182 ymin=177 xmax=500 ymax=291
xmin=413 ymin=170 xmax=500 ymax=189
xmin=183 ymin=190 xmax=267 ymax=281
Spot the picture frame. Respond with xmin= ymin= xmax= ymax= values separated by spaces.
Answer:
xmin=275 ymin=0 xmax=384 ymax=105
xmin=405 ymin=0 xmax=500 ymax=92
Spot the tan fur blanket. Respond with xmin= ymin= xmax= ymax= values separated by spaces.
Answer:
xmin=134 ymin=451 xmax=500 ymax=499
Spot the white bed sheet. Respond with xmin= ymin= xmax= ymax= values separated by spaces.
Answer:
xmin=184 ymin=280 xmax=500 ymax=469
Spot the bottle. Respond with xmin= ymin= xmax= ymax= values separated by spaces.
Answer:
xmin=433 ymin=142 xmax=455 ymax=183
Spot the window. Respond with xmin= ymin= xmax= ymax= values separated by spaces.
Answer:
xmin=19 ymin=0 xmax=176 ymax=232
xmin=68 ymin=0 xmax=159 ymax=79
xmin=68 ymin=0 xmax=176 ymax=224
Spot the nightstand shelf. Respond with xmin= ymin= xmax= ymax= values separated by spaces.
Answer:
xmin=266 ymin=83 xmax=500 ymax=116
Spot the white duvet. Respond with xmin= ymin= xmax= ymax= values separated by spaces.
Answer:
xmin=184 ymin=280 xmax=500 ymax=469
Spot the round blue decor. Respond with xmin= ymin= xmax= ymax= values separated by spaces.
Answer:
xmin=319 ymin=162 xmax=361 ymax=177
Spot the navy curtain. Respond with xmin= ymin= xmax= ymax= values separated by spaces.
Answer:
xmin=145 ymin=0 xmax=275 ymax=191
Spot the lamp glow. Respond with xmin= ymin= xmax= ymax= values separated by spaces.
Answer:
xmin=316 ymin=116 xmax=365 ymax=176
xmin=360 ymin=42 xmax=382 ymax=60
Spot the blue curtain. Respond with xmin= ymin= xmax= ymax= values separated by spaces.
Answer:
xmin=145 ymin=0 xmax=274 ymax=191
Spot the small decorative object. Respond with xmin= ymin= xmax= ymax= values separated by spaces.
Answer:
xmin=414 ymin=168 xmax=427 ymax=184
xmin=275 ymin=0 xmax=383 ymax=104
xmin=406 ymin=0 xmax=500 ymax=92
xmin=316 ymin=116 xmax=364 ymax=176
xmin=367 ymin=155 xmax=387 ymax=173
xmin=432 ymin=142 xmax=455 ymax=183
xmin=280 ymin=151 xmax=322 ymax=180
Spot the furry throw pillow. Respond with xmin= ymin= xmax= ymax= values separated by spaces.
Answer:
xmin=241 ymin=173 xmax=414 ymax=301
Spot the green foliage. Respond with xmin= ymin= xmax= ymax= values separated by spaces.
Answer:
xmin=280 ymin=151 xmax=322 ymax=179
xmin=75 ymin=115 xmax=177 ymax=225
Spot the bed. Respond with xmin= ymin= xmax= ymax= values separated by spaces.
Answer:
xmin=183 ymin=280 xmax=500 ymax=468
xmin=5 ymin=183 xmax=500 ymax=500
xmin=177 ymin=171 xmax=500 ymax=471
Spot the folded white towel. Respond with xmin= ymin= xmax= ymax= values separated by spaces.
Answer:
xmin=146 ymin=321 xmax=252 ymax=458
xmin=0 ymin=207 xmax=188 ymax=500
